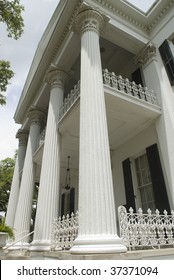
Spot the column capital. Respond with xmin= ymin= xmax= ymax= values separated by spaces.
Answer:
xmin=16 ymin=129 xmax=28 ymax=146
xmin=46 ymin=65 xmax=69 ymax=89
xmin=72 ymin=3 xmax=109 ymax=36
xmin=135 ymin=42 xmax=157 ymax=67
xmin=27 ymin=106 xmax=46 ymax=125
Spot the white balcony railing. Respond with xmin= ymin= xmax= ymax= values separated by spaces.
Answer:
xmin=35 ymin=127 xmax=46 ymax=151
xmin=102 ymin=69 xmax=158 ymax=105
xmin=118 ymin=206 xmax=174 ymax=250
xmin=58 ymin=69 xmax=158 ymax=123
xmin=51 ymin=212 xmax=78 ymax=251
xmin=59 ymin=81 xmax=80 ymax=122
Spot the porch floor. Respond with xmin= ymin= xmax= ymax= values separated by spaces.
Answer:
xmin=1 ymin=247 xmax=174 ymax=260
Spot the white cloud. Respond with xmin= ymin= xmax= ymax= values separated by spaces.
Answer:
xmin=0 ymin=0 xmax=59 ymax=160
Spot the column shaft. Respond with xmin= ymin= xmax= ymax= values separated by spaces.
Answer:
xmin=30 ymin=69 xmax=68 ymax=251
xmin=70 ymin=8 xmax=126 ymax=254
xmin=6 ymin=130 xmax=28 ymax=228
xmin=13 ymin=109 xmax=43 ymax=246
xmin=139 ymin=44 xmax=174 ymax=209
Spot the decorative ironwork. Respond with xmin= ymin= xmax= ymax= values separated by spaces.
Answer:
xmin=51 ymin=212 xmax=78 ymax=250
xmin=118 ymin=206 xmax=174 ymax=250
xmin=102 ymin=69 xmax=158 ymax=105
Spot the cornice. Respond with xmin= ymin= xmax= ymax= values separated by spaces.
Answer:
xmin=94 ymin=0 xmax=174 ymax=33
xmin=146 ymin=0 xmax=174 ymax=31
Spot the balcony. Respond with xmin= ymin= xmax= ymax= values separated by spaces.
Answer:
xmin=58 ymin=69 xmax=160 ymax=124
xmin=34 ymin=69 xmax=161 ymax=166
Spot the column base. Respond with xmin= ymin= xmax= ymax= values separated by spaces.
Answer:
xmin=29 ymin=240 xmax=62 ymax=252
xmin=70 ymin=235 xmax=127 ymax=254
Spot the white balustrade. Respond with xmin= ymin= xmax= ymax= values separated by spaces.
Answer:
xmin=118 ymin=206 xmax=174 ymax=250
xmin=36 ymin=127 xmax=46 ymax=151
xmin=51 ymin=212 xmax=78 ymax=250
xmin=58 ymin=70 xmax=158 ymax=122
xmin=102 ymin=69 xmax=158 ymax=105
xmin=59 ymin=81 xmax=80 ymax=122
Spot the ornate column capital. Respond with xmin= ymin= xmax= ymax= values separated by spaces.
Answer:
xmin=72 ymin=3 xmax=109 ymax=36
xmin=135 ymin=42 xmax=157 ymax=67
xmin=16 ymin=129 xmax=28 ymax=146
xmin=27 ymin=106 xmax=46 ymax=125
xmin=45 ymin=65 xmax=69 ymax=89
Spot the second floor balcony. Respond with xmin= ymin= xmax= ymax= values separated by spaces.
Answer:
xmin=34 ymin=68 xmax=161 ymax=165
xmin=59 ymin=69 xmax=160 ymax=124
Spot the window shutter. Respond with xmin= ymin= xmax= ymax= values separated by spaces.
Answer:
xmin=122 ymin=158 xmax=136 ymax=211
xmin=159 ymin=40 xmax=174 ymax=86
xmin=146 ymin=144 xmax=170 ymax=213
xmin=70 ymin=188 xmax=75 ymax=214
xmin=61 ymin=193 xmax=65 ymax=216
xmin=132 ymin=68 xmax=144 ymax=86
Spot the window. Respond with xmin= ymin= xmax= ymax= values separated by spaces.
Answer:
xmin=135 ymin=154 xmax=156 ymax=212
xmin=159 ymin=40 xmax=174 ymax=86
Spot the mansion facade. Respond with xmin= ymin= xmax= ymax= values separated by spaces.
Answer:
xmin=6 ymin=0 xmax=174 ymax=257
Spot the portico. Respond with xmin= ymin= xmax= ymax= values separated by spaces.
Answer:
xmin=6 ymin=0 xmax=174 ymax=259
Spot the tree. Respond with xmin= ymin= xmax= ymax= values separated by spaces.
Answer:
xmin=0 ymin=157 xmax=15 ymax=213
xmin=0 ymin=0 xmax=24 ymax=105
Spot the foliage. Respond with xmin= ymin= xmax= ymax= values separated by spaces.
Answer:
xmin=0 ymin=0 xmax=24 ymax=39
xmin=0 ymin=217 xmax=14 ymax=238
xmin=0 ymin=157 xmax=15 ymax=212
xmin=0 ymin=60 xmax=14 ymax=105
xmin=0 ymin=0 xmax=24 ymax=105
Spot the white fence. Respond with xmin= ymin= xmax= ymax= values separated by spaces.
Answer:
xmin=118 ymin=206 xmax=174 ymax=250
xmin=50 ymin=207 xmax=174 ymax=251
xmin=51 ymin=212 xmax=78 ymax=251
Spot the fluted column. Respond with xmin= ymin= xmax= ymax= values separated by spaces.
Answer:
xmin=5 ymin=129 xmax=28 ymax=228
xmin=13 ymin=107 xmax=45 ymax=247
xmin=30 ymin=67 xmax=68 ymax=251
xmin=70 ymin=7 xmax=127 ymax=254
xmin=136 ymin=43 xmax=174 ymax=209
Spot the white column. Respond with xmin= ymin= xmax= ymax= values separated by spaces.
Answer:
xmin=137 ymin=43 xmax=174 ymax=209
xmin=70 ymin=7 xmax=127 ymax=254
xmin=13 ymin=107 xmax=44 ymax=247
xmin=30 ymin=67 xmax=68 ymax=251
xmin=5 ymin=129 xmax=28 ymax=228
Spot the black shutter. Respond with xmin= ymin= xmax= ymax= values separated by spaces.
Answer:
xmin=146 ymin=144 xmax=170 ymax=213
xmin=159 ymin=40 xmax=174 ymax=86
xmin=61 ymin=193 xmax=65 ymax=216
xmin=122 ymin=158 xmax=136 ymax=211
xmin=69 ymin=188 xmax=75 ymax=214
xmin=132 ymin=68 xmax=144 ymax=86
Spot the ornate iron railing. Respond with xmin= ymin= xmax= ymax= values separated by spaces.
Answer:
xmin=118 ymin=206 xmax=174 ymax=250
xmin=51 ymin=212 xmax=78 ymax=251
xmin=102 ymin=69 xmax=158 ymax=105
